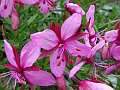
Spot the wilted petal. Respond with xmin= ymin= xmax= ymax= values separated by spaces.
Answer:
xmin=0 ymin=0 xmax=14 ymax=18
xmin=61 ymin=13 xmax=82 ymax=40
xmin=50 ymin=48 xmax=66 ymax=77
xmin=4 ymin=40 xmax=18 ymax=68
xmin=30 ymin=29 xmax=59 ymax=50
xmin=20 ymin=0 xmax=39 ymax=4
xmin=24 ymin=70 xmax=56 ymax=86
xmin=20 ymin=41 xmax=40 ymax=68
xmin=69 ymin=61 xmax=86 ymax=78
xmin=104 ymin=30 xmax=118 ymax=42
xmin=65 ymin=40 xmax=91 ymax=57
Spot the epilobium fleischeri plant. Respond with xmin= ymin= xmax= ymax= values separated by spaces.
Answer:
xmin=0 ymin=0 xmax=119 ymax=90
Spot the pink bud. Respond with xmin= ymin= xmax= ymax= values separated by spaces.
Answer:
xmin=56 ymin=75 xmax=66 ymax=90
xmin=11 ymin=11 xmax=19 ymax=30
xmin=66 ymin=3 xmax=85 ymax=15
xmin=101 ymin=43 xmax=110 ymax=60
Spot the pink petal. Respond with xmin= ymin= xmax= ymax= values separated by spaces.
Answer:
xmin=104 ymin=64 xmax=119 ymax=75
xmin=86 ymin=5 xmax=95 ymax=29
xmin=79 ymin=80 xmax=92 ymax=90
xmin=104 ymin=30 xmax=118 ymax=42
xmin=50 ymin=48 xmax=66 ymax=77
xmin=88 ymin=40 xmax=105 ymax=58
xmin=39 ymin=1 xmax=50 ymax=15
xmin=101 ymin=43 xmax=110 ymax=60
xmin=66 ymin=3 xmax=85 ymax=15
xmin=20 ymin=0 xmax=39 ymax=4
xmin=0 ymin=0 xmax=14 ymax=18
xmin=65 ymin=40 xmax=91 ymax=57
xmin=30 ymin=29 xmax=59 ymax=50
xmin=112 ymin=46 xmax=120 ymax=60
xmin=61 ymin=13 xmax=82 ymax=40
xmin=4 ymin=40 xmax=18 ymax=68
xmin=75 ymin=57 xmax=82 ymax=65
xmin=39 ymin=45 xmax=58 ymax=59
xmin=3 ymin=64 xmax=18 ymax=70
xmin=11 ymin=10 xmax=20 ymax=30
xmin=20 ymin=41 xmax=41 ymax=68
xmin=69 ymin=61 xmax=86 ymax=78
xmin=24 ymin=70 xmax=56 ymax=86
xmin=65 ymin=32 xmax=87 ymax=42
xmin=56 ymin=75 xmax=66 ymax=90
xmin=79 ymin=80 xmax=114 ymax=90
xmin=24 ymin=66 xmax=40 ymax=71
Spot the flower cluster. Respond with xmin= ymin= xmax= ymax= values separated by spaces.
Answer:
xmin=0 ymin=0 xmax=119 ymax=90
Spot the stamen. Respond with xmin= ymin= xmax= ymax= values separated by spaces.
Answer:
xmin=76 ymin=48 xmax=81 ymax=51
xmin=4 ymin=5 xmax=7 ymax=9
xmin=13 ymin=79 xmax=17 ymax=89
xmin=78 ymin=55 xmax=82 ymax=58
xmin=4 ymin=0 xmax=8 ymax=9
xmin=107 ymin=36 xmax=110 ymax=38
xmin=57 ymin=61 xmax=61 ymax=66
xmin=57 ymin=56 xmax=60 ymax=59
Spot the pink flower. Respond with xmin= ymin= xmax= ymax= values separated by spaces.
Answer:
xmin=0 ymin=40 xmax=56 ymax=89
xmin=104 ymin=46 xmax=120 ymax=75
xmin=79 ymin=80 xmax=114 ymax=90
xmin=66 ymin=3 xmax=85 ymax=15
xmin=0 ymin=0 xmax=23 ymax=18
xmin=104 ymin=29 xmax=119 ymax=43
xmin=20 ymin=0 xmax=56 ymax=14
xmin=11 ymin=10 xmax=20 ymax=30
xmin=84 ymin=5 xmax=97 ymax=47
xmin=31 ymin=13 xmax=91 ymax=77
xmin=69 ymin=40 xmax=105 ymax=78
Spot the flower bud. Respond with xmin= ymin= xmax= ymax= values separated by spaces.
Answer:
xmin=11 ymin=11 xmax=19 ymax=30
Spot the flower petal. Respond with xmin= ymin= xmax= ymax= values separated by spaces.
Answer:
xmin=50 ymin=48 xmax=66 ymax=77
xmin=104 ymin=64 xmax=119 ymax=75
xmin=0 ymin=0 xmax=14 ymax=18
xmin=79 ymin=80 xmax=114 ymax=90
xmin=20 ymin=0 xmax=39 ymax=4
xmin=24 ymin=70 xmax=56 ymax=86
xmin=4 ymin=40 xmax=18 ymax=68
xmin=30 ymin=29 xmax=59 ymax=50
xmin=20 ymin=41 xmax=40 ymax=68
xmin=86 ymin=5 xmax=95 ymax=29
xmin=104 ymin=30 xmax=118 ymax=42
xmin=112 ymin=46 xmax=120 ymax=60
xmin=39 ymin=1 xmax=50 ymax=14
xmin=66 ymin=3 xmax=85 ymax=15
xmin=88 ymin=40 xmax=105 ymax=58
xmin=69 ymin=61 xmax=86 ymax=78
xmin=65 ymin=40 xmax=91 ymax=57
xmin=61 ymin=13 xmax=82 ymax=40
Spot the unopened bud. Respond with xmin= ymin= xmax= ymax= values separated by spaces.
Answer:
xmin=11 ymin=10 xmax=20 ymax=30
